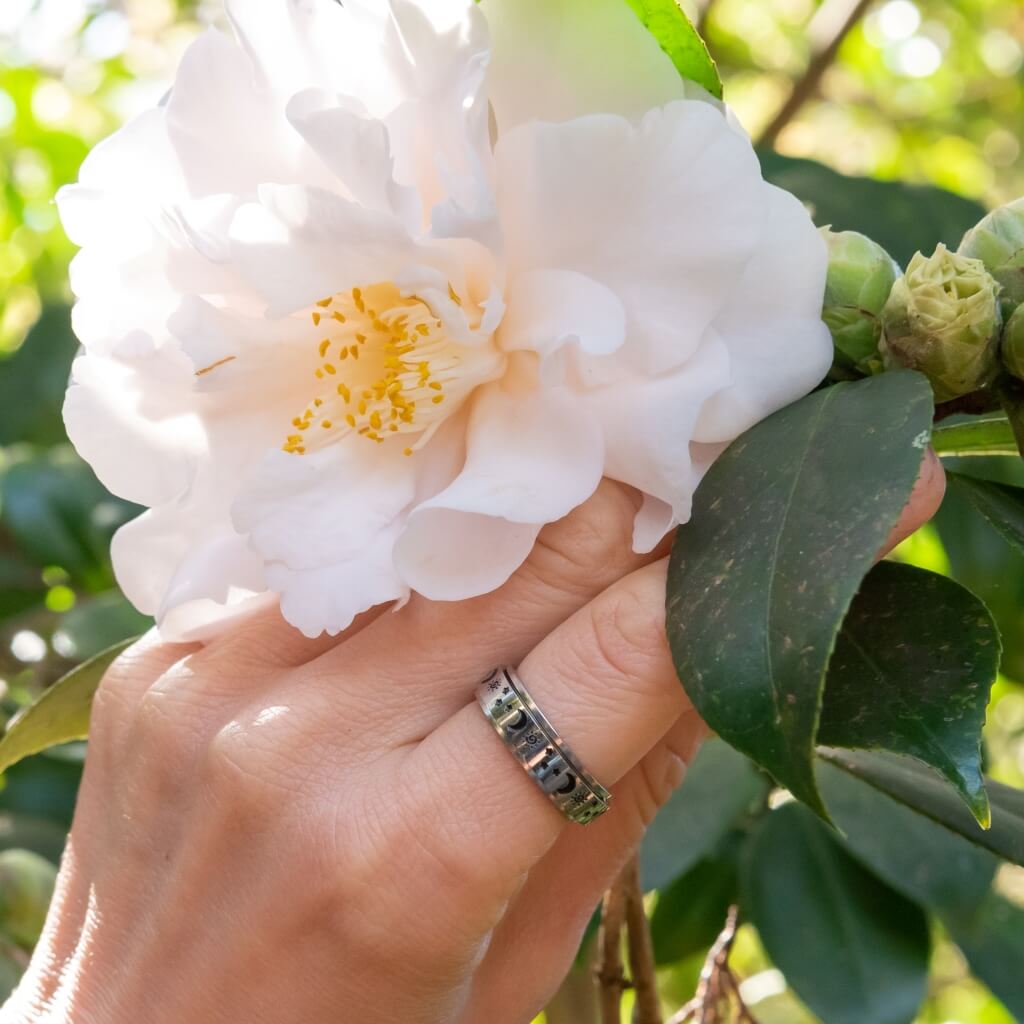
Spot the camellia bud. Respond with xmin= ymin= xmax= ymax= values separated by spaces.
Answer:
xmin=0 ymin=849 xmax=57 ymax=949
xmin=959 ymin=198 xmax=1024 ymax=319
xmin=820 ymin=228 xmax=900 ymax=377
xmin=880 ymin=244 xmax=1002 ymax=403
xmin=1002 ymin=305 xmax=1024 ymax=382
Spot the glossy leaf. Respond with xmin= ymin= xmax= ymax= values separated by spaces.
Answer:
xmin=932 ymin=415 xmax=1019 ymax=457
xmin=947 ymin=891 xmax=1024 ymax=1020
xmin=0 ymin=305 xmax=78 ymax=447
xmin=650 ymin=856 xmax=737 ymax=965
xmin=818 ymin=761 xmax=997 ymax=919
xmin=0 ymin=639 xmax=136 ymax=774
xmin=948 ymin=472 xmax=1024 ymax=555
xmin=666 ymin=371 xmax=933 ymax=815
xmin=742 ymin=802 xmax=930 ymax=1024
xmin=759 ymin=152 xmax=987 ymax=267
xmin=818 ymin=562 xmax=998 ymax=824
xmin=0 ymin=446 xmax=137 ymax=590
xmin=640 ymin=739 xmax=768 ymax=891
xmin=821 ymin=749 xmax=1024 ymax=866
xmin=623 ymin=0 xmax=722 ymax=98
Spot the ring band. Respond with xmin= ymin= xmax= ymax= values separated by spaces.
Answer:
xmin=476 ymin=667 xmax=611 ymax=826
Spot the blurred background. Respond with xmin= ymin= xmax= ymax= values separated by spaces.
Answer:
xmin=0 ymin=0 xmax=1021 ymax=1019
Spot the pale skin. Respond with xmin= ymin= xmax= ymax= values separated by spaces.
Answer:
xmin=2 ymin=452 xmax=945 ymax=1024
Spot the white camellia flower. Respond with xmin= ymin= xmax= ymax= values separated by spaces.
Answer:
xmin=59 ymin=0 xmax=831 ymax=639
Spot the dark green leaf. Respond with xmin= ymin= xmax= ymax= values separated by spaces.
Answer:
xmin=0 ymin=446 xmax=137 ymax=590
xmin=932 ymin=414 xmax=1019 ymax=457
xmin=666 ymin=372 xmax=934 ymax=815
xmin=946 ymin=891 xmax=1024 ymax=1020
xmin=821 ymin=749 xmax=1024 ymax=866
xmin=948 ymin=471 xmax=1024 ymax=555
xmin=0 ymin=305 xmax=78 ymax=448
xmin=52 ymin=591 xmax=153 ymax=662
xmin=759 ymin=153 xmax=988 ymax=267
xmin=998 ymin=377 xmax=1024 ymax=459
xmin=650 ymin=856 xmax=737 ymax=965
xmin=818 ymin=562 xmax=998 ymax=824
xmin=0 ymin=747 xmax=83 ymax=828
xmin=0 ymin=638 xmax=136 ymax=773
xmin=818 ymin=761 xmax=997 ymax=919
xmin=640 ymin=739 xmax=768 ymax=891
xmin=623 ymin=0 xmax=722 ymax=98
xmin=742 ymin=802 xmax=930 ymax=1024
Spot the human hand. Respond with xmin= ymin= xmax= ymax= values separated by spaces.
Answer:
xmin=2 ymin=456 xmax=945 ymax=1024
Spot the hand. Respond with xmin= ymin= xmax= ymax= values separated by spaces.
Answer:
xmin=2 ymin=456 xmax=945 ymax=1024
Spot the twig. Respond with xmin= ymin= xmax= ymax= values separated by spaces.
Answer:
xmin=666 ymin=905 xmax=759 ymax=1024
xmin=622 ymin=854 xmax=662 ymax=1024
xmin=597 ymin=867 xmax=630 ymax=1024
xmin=757 ymin=0 xmax=875 ymax=149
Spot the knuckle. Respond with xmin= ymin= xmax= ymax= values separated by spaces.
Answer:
xmin=202 ymin=713 xmax=308 ymax=814
xmin=583 ymin=574 xmax=668 ymax=683
xmin=527 ymin=482 xmax=641 ymax=595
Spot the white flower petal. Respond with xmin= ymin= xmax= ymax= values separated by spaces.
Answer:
xmin=581 ymin=335 xmax=732 ymax=529
xmin=500 ymin=269 xmax=626 ymax=358
xmin=266 ymin=522 xmax=408 ymax=638
xmin=112 ymin=504 xmax=265 ymax=632
xmin=233 ymin=441 xmax=417 ymax=573
xmin=695 ymin=185 xmax=831 ymax=442
xmin=64 ymin=351 xmax=202 ymax=507
xmin=481 ymin=0 xmax=687 ymax=133
xmin=496 ymin=102 xmax=763 ymax=374
xmin=632 ymin=493 xmax=675 ymax=555
xmin=394 ymin=383 xmax=603 ymax=599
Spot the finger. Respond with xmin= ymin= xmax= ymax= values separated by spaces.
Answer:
xmin=278 ymin=481 xmax=660 ymax=746
xmin=461 ymin=711 xmax=707 ymax=1024
xmin=402 ymin=557 xmax=682 ymax=921
xmin=880 ymin=447 xmax=945 ymax=557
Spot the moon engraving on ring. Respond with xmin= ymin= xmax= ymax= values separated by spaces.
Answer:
xmin=555 ymin=774 xmax=578 ymax=795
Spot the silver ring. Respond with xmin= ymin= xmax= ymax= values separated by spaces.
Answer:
xmin=476 ymin=667 xmax=611 ymax=826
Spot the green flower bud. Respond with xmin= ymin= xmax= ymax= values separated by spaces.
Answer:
xmin=820 ymin=228 xmax=899 ymax=377
xmin=0 ymin=849 xmax=57 ymax=949
xmin=1002 ymin=304 xmax=1024 ymax=382
xmin=959 ymin=198 xmax=1024 ymax=319
xmin=880 ymin=244 xmax=1002 ymax=403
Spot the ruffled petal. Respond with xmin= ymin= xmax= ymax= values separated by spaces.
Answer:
xmin=580 ymin=334 xmax=732 ymax=531
xmin=694 ymin=184 xmax=831 ymax=442
xmin=63 ymin=350 xmax=202 ymax=508
xmin=481 ymin=0 xmax=687 ymax=133
xmin=394 ymin=383 xmax=603 ymax=599
xmin=499 ymin=269 xmax=626 ymax=359
xmin=496 ymin=102 xmax=763 ymax=375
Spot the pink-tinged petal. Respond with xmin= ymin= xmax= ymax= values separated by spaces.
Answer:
xmin=633 ymin=493 xmax=675 ymax=555
xmin=112 ymin=505 xmax=266 ymax=638
xmin=232 ymin=441 xmax=417 ymax=573
xmin=394 ymin=384 xmax=603 ymax=599
xmin=581 ymin=335 xmax=732 ymax=531
xmin=63 ymin=351 xmax=202 ymax=508
xmin=230 ymin=184 xmax=449 ymax=316
xmin=499 ymin=269 xmax=626 ymax=359
xmin=286 ymin=90 xmax=419 ymax=223
xmin=481 ymin=0 xmax=688 ymax=134
xmin=265 ymin=523 xmax=409 ymax=638
xmin=695 ymin=185 xmax=831 ymax=442
xmin=496 ymin=102 xmax=763 ymax=375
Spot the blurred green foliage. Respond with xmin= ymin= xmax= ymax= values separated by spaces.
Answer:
xmin=0 ymin=0 xmax=1022 ymax=1019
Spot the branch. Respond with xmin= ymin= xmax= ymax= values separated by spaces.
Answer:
xmin=622 ymin=854 xmax=662 ymax=1024
xmin=597 ymin=867 xmax=630 ymax=1024
xmin=757 ymin=0 xmax=875 ymax=149
xmin=666 ymin=906 xmax=759 ymax=1024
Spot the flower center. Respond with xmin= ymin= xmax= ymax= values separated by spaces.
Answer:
xmin=282 ymin=282 xmax=490 ymax=456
